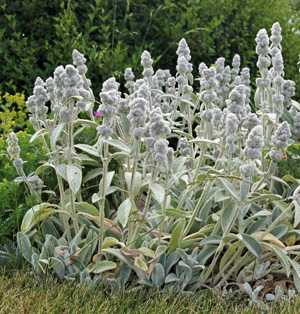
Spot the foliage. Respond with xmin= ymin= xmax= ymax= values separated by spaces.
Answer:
xmin=0 ymin=92 xmax=29 ymax=135
xmin=3 ymin=21 xmax=300 ymax=302
xmin=0 ymin=0 xmax=299 ymax=99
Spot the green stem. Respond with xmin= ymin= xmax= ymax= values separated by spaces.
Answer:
xmin=158 ymin=173 xmax=169 ymax=245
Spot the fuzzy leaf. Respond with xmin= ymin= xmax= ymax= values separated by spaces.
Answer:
xmin=134 ymin=257 xmax=148 ymax=272
xmin=56 ymin=164 xmax=68 ymax=181
xmin=75 ymin=144 xmax=99 ymax=157
xmin=94 ymin=261 xmax=117 ymax=274
xmin=17 ymin=232 xmax=33 ymax=262
xmin=200 ymin=235 xmax=222 ymax=246
xmin=240 ymin=181 xmax=250 ymax=202
xmin=242 ymin=234 xmax=263 ymax=258
xmin=117 ymin=198 xmax=131 ymax=228
xmin=83 ymin=168 xmax=103 ymax=183
xmin=221 ymin=199 xmax=238 ymax=233
xmin=21 ymin=203 xmax=55 ymax=233
xmin=219 ymin=178 xmax=239 ymax=199
xmin=99 ymin=171 xmax=115 ymax=196
xmin=168 ymin=219 xmax=185 ymax=253
xmin=150 ymin=183 xmax=165 ymax=204
xmin=125 ymin=172 xmax=141 ymax=196
xmin=105 ymin=139 xmax=131 ymax=153
xmin=151 ymin=263 xmax=165 ymax=287
xmin=50 ymin=122 xmax=65 ymax=148
xmin=67 ymin=165 xmax=82 ymax=194
xmin=49 ymin=257 xmax=65 ymax=279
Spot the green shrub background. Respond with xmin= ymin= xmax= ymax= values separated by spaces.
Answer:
xmin=0 ymin=0 xmax=299 ymax=97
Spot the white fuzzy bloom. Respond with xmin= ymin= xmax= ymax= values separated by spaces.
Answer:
xmin=46 ymin=77 xmax=54 ymax=93
xmin=201 ymin=109 xmax=213 ymax=121
xmin=34 ymin=77 xmax=45 ymax=87
xmin=145 ymin=137 xmax=156 ymax=153
xmin=240 ymin=68 xmax=250 ymax=86
xmin=271 ymin=121 xmax=291 ymax=151
xmin=270 ymin=22 xmax=282 ymax=57
xmin=154 ymin=139 xmax=169 ymax=163
xmin=198 ymin=62 xmax=207 ymax=76
xmin=292 ymin=113 xmax=300 ymax=138
xmin=72 ymin=50 xmax=87 ymax=74
xmin=77 ymin=88 xmax=91 ymax=111
xmin=270 ymin=150 xmax=284 ymax=162
xmin=60 ymin=65 xmax=83 ymax=99
xmin=176 ymin=38 xmax=191 ymax=61
xmin=226 ymin=113 xmax=239 ymax=143
xmin=59 ymin=107 xmax=71 ymax=122
xmin=124 ymin=67 xmax=135 ymax=91
xmin=27 ymin=175 xmax=43 ymax=196
xmin=96 ymin=124 xmax=113 ymax=137
xmin=231 ymin=54 xmax=240 ymax=78
xmin=146 ymin=107 xmax=171 ymax=138
xmin=244 ymin=125 xmax=264 ymax=160
xmin=6 ymin=132 xmax=21 ymax=160
xmin=282 ymin=80 xmax=296 ymax=108
xmin=141 ymin=50 xmax=154 ymax=77
xmin=242 ymin=113 xmax=261 ymax=130
xmin=127 ymin=98 xmax=148 ymax=127
xmin=256 ymin=29 xmax=270 ymax=56
xmin=273 ymin=51 xmax=284 ymax=74
xmin=215 ymin=57 xmax=225 ymax=73
xmin=118 ymin=99 xmax=130 ymax=115
xmin=226 ymin=85 xmax=245 ymax=114
xmin=178 ymin=137 xmax=190 ymax=156
xmin=212 ymin=108 xmax=223 ymax=127
xmin=256 ymin=78 xmax=271 ymax=89
xmin=132 ymin=127 xmax=143 ymax=140
xmin=240 ymin=164 xmax=259 ymax=177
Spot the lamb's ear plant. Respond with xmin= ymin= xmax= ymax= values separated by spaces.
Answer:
xmin=4 ymin=21 xmax=300 ymax=295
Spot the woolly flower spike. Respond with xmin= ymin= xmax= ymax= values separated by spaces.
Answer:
xmin=198 ymin=62 xmax=207 ymax=77
xmin=141 ymin=50 xmax=154 ymax=77
xmin=27 ymin=175 xmax=43 ymax=196
xmin=96 ymin=124 xmax=113 ymax=138
xmin=176 ymin=38 xmax=191 ymax=61
xmin=270 ymin=121 xmax=291 ymax=161
xmin=77 ymin=88 xmax=91 ymax=111
xmin=147 ymin=107 xmax=171 ymax=138
xmin=35 ymin=77 xmax=45 ymax=87
xmin=215 ymin=57 xmax=225 ymax=73
xmin=231 ymin=54 xmax=240 ymax=78
xmin=6 ymin=132 xmax=21 ymax=161
xmin=240 ymin=164 xmax=259 ymax=177
xmin=60 ymin=65 xmax=83 ymax=99
xmin=72 ymin=49 xmax=87 ymax=74
xmin=178 ymin=137 xmax=190 ymax=156
xmin=282 ymin=80 xmax=296 ymax=108
xmin=154 ymin=139 xmax=169 ymax=163
xmin=244 ymin=125 xmax=264 ymax=160
xmin=124 ymin=68 xmax=135 ymax=92
xmin=226 ymin=113 xmax=239 ymax=143
xmin=256 ymin=29 xmax=271 ymax=70
xmin=127 ymin=98 xmax=148 ymax=127
xmin=270 ymin=22 xmax=282 ymax=57
xmin=255 ymin=29 xmax=270 ymax=56
xmin=98 ymin=77 xmax=120 ymax=118
xmin=226 ymin=85 xmax=245 ymax=114
xmin=59 ymin=107 xmax=71 ymax=122
xmin=201 ymin=109 xmax=213 ymax=121
xmin=272 ymin=121 xmax=291 ymax=150
xmin=53 ymin=65 xmax=65 ymax=97
xmin=292 ymin=113 xmax=300 ymax=139
xmin=46 ymin=77 xmax=54 ymax=93
xmin=273 ymin=52 xmax=284 ymax=75
xmin=212 ymin=108 xmax=223 ymax=127
xmin=240 ymin=68 xmax=251 ymax=86
xmin=242 ymin=113 xmax=261 ymax=130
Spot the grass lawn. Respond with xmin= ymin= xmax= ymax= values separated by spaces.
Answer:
xmin=1 ymin=268 xmax=300 ymax=314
